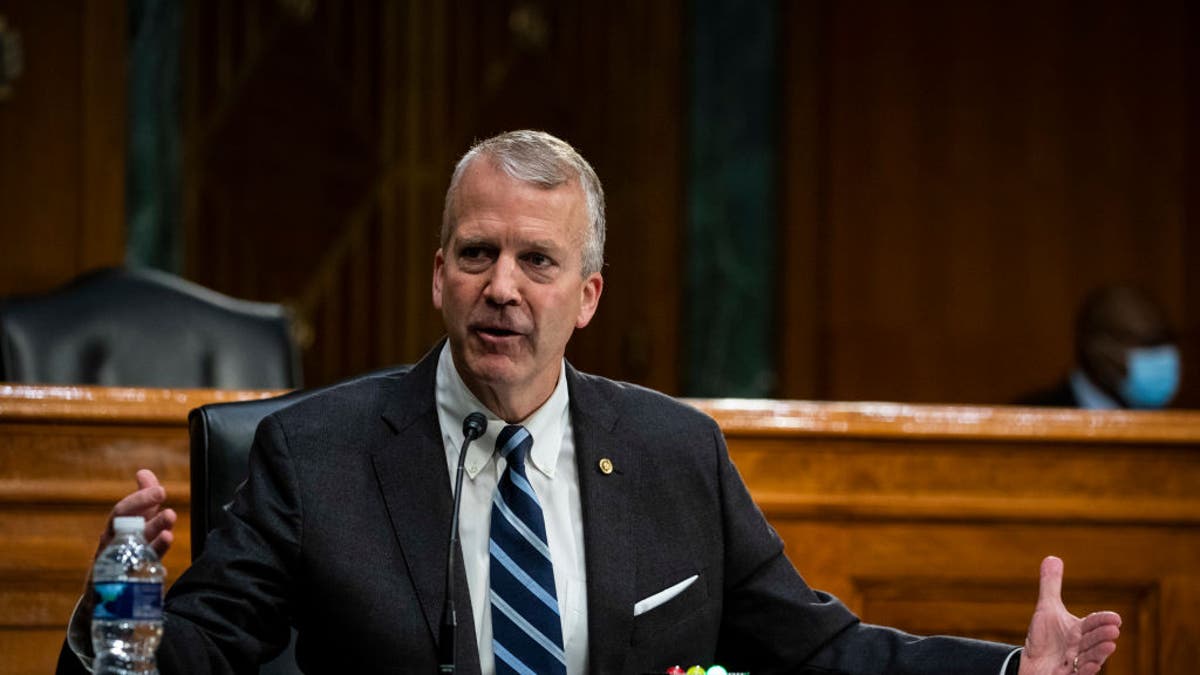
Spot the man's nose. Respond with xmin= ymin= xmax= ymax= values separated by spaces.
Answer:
xmin=484 ymin=256 xmax=521 ymax=306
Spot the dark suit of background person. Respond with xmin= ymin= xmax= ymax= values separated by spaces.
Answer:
xmin=1017 ymin=285 xmax=1181 ymax=409
xmin=62 ymin=130 xmax=1121 ymax=675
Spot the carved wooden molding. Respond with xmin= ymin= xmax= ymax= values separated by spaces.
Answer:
xmin=690 ymin=398 xmax=1200 ymax=443
xmin=0 ymin=384 xmax=281 ymax=424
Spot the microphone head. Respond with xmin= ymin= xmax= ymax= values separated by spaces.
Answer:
xmin=462 ymin=412 xmax=487 ymax=440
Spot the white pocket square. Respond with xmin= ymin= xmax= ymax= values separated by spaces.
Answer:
xmin=633 ymin=574 xmax=699 ymax=617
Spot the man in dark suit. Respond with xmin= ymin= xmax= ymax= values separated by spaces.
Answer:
xmin=68 ymin=131 xmax=1120 ymax=674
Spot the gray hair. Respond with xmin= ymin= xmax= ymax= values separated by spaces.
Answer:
xmin=441 ymin=130 xmax=606 ymax=276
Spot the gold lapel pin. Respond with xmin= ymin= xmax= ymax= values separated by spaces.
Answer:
xmin=598 ymin=458 xmax=614 ymax=475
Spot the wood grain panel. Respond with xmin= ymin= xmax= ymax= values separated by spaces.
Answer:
xmin=780 ymin=0 xmax=1197 ymax=407
xmin=0 ymin=0 xmax=125 ymax=296
xmin=182 ymin=0 xmax=684 ymax=392
xmin=1186 ymin=1 xmax=1200 ymax=413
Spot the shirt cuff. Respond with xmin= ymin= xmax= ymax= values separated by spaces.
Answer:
xmin=999 ymin=647 xmax=1022 ymax=675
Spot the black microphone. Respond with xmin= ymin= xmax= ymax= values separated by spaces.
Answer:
xmin=438 ymin=411 xmax=487 ymax=673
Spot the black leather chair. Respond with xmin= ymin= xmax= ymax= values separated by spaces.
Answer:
xmin=187 ymin=365 xmax=410 ymax=673
xmin=0 ymin=267 xmax=301 ymax=388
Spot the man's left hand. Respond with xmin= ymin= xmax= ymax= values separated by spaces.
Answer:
xmin=1020 ymin=556 xmax=1121 ymax=675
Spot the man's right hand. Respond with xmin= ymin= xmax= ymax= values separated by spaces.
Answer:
xmin=66 ymin=470 xmax=178 ymax=666
xmin=96 ymin=469 xmax=177 ymax=559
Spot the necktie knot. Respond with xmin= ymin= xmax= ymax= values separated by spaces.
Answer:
xmin=496 ymin=424 xmax=532 ymax=468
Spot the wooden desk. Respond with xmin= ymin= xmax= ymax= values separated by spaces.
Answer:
xmin=700 ymin=399 xmax=1200 ymax=675
xmin=2 ymin=385 xmax=1197 ymax=673
xmin=0 ymin=384 xmax=275 ymax=674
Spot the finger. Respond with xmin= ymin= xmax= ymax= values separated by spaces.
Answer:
xmin=1077 ymin=639 xmax=1117 ymax=675
xmin=112 ymin=484 xmax=168 ymax=519
xmin=145 ymin=508 xmax=177 ymax=542
xmin=1078 ymin=622 xmax=1121 ymax=653
xmin=148 ymin=528 xmax=174 ymax=558
xmin=1037 ymin=555 xmax=1064 ymax=607
xmin=1080 ymin=610 xmax=1122 ymax=632
xmin=135 ymin=469 xmax=162 ymax=491
xmin=97 ymin=471 xmax=169 ymax=558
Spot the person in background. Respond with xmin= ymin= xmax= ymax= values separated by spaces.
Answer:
xmin=1018 ymin=285 xmax=1182 ymax=409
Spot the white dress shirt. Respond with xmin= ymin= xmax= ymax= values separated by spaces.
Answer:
xmin=435 ymin=344 xmax=589 ymax=675
xmin=1069 ymin=368 xmax=1120 ymax=409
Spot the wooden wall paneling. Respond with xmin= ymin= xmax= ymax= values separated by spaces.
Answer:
xmin=0 ymin=0 xmax=125 ymax=297
xmin=781 ymin=0 xmax=1192 ymax=405
xmin=777 ymin=0 xmax=829 ymax=400
xmin=183 ymin=1 xmax=685 ymax=390
xmin=1184 ymin=1 xmax=1200 ymax=410
xmin=80 ymin=0 xmax=127 ymax=272
xmin=185 ymin=1 xmax=459 ymax=386
xmin=392 ymin=0 xmax=450 ymax=364
xmin=375 ymin=0 xmax=400 ymax=368
xmin=557 ymin=1 xmax=684 ymax=394
xmin=1160 ymin=574 xmax=1200 ymax=670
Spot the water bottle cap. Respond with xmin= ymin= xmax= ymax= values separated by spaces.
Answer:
xmin=112 ymin=516 xmax=145 ymax=533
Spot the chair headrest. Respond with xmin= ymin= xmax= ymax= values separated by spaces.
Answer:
xmin=0 ymin=267 xmax=301 ymax=388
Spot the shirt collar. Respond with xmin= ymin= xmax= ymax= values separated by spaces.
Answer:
xmin=1069 ymin=368 xmax=1120 ymax=410
xmin=435 ymin=343 xmax=569 ymax=479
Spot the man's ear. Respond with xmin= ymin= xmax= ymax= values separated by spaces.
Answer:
xmin=432 ymin=248 xmax=445 ymax=310
xmin=575 ymin=273 xmax=604 ymax=329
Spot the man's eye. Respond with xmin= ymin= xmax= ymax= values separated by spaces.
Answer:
xmin=460 ymin=246 xmax=492 ymax=260
xmin=525 ymin=253 xmax=552 ymax=267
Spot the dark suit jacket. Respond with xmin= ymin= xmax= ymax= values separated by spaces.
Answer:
xmin=86 ymin=345 xmax=1016 ymax=674
xmin=1014 ymin=378 xmax=1082 ymax=407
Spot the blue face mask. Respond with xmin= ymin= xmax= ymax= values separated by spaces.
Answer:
xmin=1119 ymin=345 xmax=1181 ymax=409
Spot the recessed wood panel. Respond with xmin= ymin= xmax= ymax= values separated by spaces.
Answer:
xmin=182 ymin=0 xmax=684 ymax=392
xmin=855 ymin=576 xmax=1151 ymax=673
xmin=780 ymin=0 xmax=1197 ymax=407
xmin=0 ymin=0 xmax=125 ymax=296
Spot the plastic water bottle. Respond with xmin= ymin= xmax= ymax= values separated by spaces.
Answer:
xmin=91 ymin=516 xmax=165 ymax=674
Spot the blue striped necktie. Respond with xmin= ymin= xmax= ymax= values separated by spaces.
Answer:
xmin=489 ymin=425 xmax=566 ymax=675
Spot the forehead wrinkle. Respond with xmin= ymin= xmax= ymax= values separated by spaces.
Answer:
xmin=449 ymin=163 xmax=589 ymax=263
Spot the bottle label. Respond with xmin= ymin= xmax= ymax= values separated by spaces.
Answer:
xmin=92 ymin=581 xmax=163 ymax=621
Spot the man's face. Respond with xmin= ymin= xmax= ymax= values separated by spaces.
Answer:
xmin=433 ymin=158 xmax=603 ymax=405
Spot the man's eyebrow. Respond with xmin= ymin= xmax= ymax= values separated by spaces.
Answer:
xmin=453 ymin=236 xmax=494 ymax=248
xmin=452 ymin=235 xmax=564 ymax=253
xmin=525 ymin=238 xmax=565 ymax=253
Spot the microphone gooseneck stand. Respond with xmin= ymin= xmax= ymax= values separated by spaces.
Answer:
xmin=438 ymin=411 xmax=487 ymax=673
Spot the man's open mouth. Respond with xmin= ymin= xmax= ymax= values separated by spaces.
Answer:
xmin=476 ymin=327 xmax=521 ymax=338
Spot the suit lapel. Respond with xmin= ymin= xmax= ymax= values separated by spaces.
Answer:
xmin=568 ymin=364 xmax=638 ymax=674
xmin=370 ymin=352 xmax=639 ymax=673
xmin=371 ymin=344 xmax=482 ymax=674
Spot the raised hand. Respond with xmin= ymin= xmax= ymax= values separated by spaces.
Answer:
xmin=1020 ymin=556 xmax=1121 ymax=675
xmin=96 ymin=469 xmax=177 ymax=559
